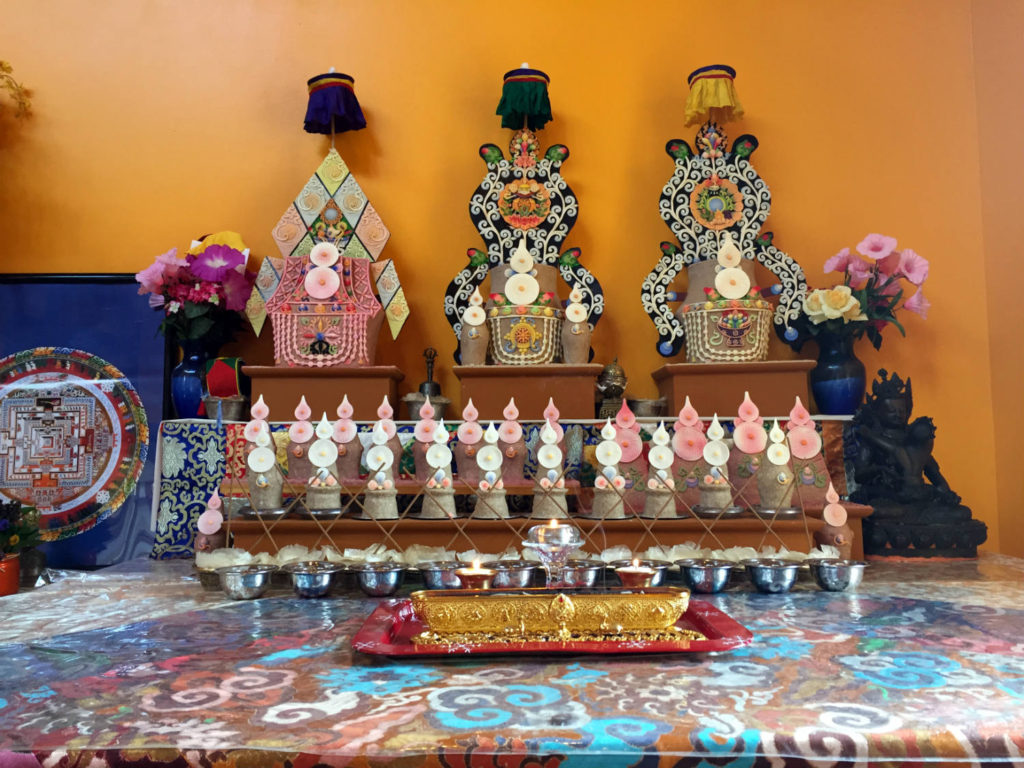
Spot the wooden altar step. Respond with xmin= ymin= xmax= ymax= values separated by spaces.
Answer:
xmin=243 ymin=365 xmax=404 ymax=418
xmin=652 ymin=360 xmax=815 ymax=416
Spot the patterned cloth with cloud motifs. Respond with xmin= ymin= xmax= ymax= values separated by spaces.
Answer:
xmin=1 ymin=556 xmax=1024 ymax=766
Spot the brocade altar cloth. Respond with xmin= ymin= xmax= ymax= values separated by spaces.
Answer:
xmin=1 ymin=556 xmax=1024 ymax=765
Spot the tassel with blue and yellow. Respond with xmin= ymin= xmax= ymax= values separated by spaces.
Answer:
xmin=684 ymin=64 xmax=744 ymax=126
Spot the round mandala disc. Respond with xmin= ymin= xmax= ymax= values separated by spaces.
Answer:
xmin=0 ymin=348 xmax=148 ymax=541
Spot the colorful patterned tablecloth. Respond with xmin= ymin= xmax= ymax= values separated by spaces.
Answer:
xmin=2 ymin=555 xmax=1024 ymax=766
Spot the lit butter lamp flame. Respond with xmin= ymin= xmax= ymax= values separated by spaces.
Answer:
xmin=616 ymin=557 xmax=656 ymax=588
xmin=455 ymin=558 xmax=496 ymax=590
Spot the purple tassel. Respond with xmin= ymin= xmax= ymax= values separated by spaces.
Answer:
xmin=304 ymin=72 xmax=366 ymax=135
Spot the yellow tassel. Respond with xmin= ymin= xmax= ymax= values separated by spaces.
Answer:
xmin=685 ymin=65 xmax=744 ymax=126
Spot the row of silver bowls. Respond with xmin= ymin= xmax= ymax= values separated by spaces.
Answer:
xmin=213 ymin=556 xmax=867 ymax=600
xmin=676 ymin=558 xmax=867 ymax=594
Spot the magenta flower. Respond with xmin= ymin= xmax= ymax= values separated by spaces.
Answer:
xmin=188 ymin=244 xmax=245 ymax=281
xmin=898 ymin=248 xmax=929 ymax=285
xmin=221 ymin=268 xmax=253 ymax=311
xmin=856 ymin=233 xmax=898 ymax=261
xmin=135 ymin=260 xmax=167 ymax=295
xmin=823 ymin=247 xmax=853 ymax=275
xmin=904 ymin=288 xmax=930 ymax=318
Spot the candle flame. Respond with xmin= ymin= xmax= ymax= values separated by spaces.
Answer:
xmin=632 ymin=558 xmax=640 ymax=568
xmin=548 ymin=519 xmax=558 ymax=528
xmin=472 ymin=558 xmax=481 ymax=570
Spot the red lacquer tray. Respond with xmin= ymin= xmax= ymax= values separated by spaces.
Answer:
xmin=352 ymin=598 xmax=753 ymax=656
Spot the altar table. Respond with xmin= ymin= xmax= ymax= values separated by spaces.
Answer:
xmin=2 ymin=556 xmax=1024 ymax=766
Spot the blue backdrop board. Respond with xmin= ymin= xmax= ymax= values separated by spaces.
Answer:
xmin=0 ymin=274 xmax=169 ymax=567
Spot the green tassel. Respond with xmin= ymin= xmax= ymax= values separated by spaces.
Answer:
xmin=496 ymin=68 xmax=552 ymax=131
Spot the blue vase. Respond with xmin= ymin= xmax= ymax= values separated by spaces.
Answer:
xmin=809 ymin=333 xmax=866 ymax=415
xmin=170 ymin=339 xmax=208 ymax=419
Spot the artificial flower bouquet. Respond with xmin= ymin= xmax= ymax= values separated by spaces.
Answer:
xmin=136 ymin=232 xmax=256 ymax=349
xmin=800 ymin=233 xmax=929 ymax=350
xmin=0 ymin=501 xmax=40 ymax=556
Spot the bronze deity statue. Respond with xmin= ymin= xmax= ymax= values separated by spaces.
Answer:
xmin=852 ymin=370 xmax=986 ymax=558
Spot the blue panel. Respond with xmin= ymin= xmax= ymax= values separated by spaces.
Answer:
xmin=0 ymin=276 xmax=166 ymax=567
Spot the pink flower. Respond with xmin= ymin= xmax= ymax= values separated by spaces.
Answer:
xmin=221 ymin=269 xmax=253 ymax=311
xmin=898 ymin=249 xmax=929 ymax=285
xmin=189 ymin=244 xmax=245 ymax=281
xmin=156 ymin=248 xmax=186 ymax=277
xmin=876 ymin=251 xmax=902 ymax=278
xmin=904 ymin=288 xmax=930 ymax=318
xmin=856 ymin=233 xmax=898 ymax=261
xmin=846 ymin=258 xmax=873 ymax=285
xmin=135 ymin=260 xmax=166 ymax=295
xmin=823 ymin=247 xmax=853 ymax=274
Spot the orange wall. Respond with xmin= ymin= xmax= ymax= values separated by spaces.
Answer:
xmin=0 ymin=1 xmax=1003 ymax=550
xmin=973 ymin=0 xmax=1024 ymax=558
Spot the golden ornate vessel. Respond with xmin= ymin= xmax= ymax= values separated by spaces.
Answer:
xmin=410 ymin=587 xmax=696 ymax=646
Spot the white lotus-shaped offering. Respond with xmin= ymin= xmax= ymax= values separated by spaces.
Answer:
xmin=247 ymin=446 xmax=276 ymax=473
xmin=767 ymin=419 xmax=791 ymax=466
xmin=365 ymin=444 xmax=394 ymax=472
xmin=707 ymin=414 xmax=725 ymax=441
xmin=309 ymin=438 xmax=338 ymax=468
xmin=426 ymin=443 xmax=453 ymax=469
xmin=314 ymin=413 xmax=333 ymax=439
xmin=476 ymin=445 xmax=503 ymax=472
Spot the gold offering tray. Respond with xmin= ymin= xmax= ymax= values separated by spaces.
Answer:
xmin=410 ymin=587 xmax=695 ymax=646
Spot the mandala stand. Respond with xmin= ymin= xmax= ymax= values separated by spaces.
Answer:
xmin=243 ymin=72 xmax=410 ymax=418
xmin=444 ymin=65 xmax=604 ymax=415
xmin=651 ymin=360 xmax=813 ymax=417
xmin=244 ymin=365 xmax=403 ymax=419
xmin=453 ymin=364 xmax=601 ymax=420
xmin=641 ymin=65 xmax=813 ymax=415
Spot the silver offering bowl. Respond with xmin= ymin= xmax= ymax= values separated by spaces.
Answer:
xmin=809 ymin=559 xmax=867 ymax=592
xmin=609 ymin=559 xmax=671 ymax=587
xmin=355 ymin=563 xmax=405 ymax=597
xmin=676 ymin=558 xmax=734 ymax=594
xmin=283 ymin=561 xmax=345 ymax=598
xmin=417 ymin=561 xmax=464 ymax=590
xmin=743 ymin=558 xmax=801 ymax=594
xmin=482 ymin=560 xmax=539 ymax=589
xmin=558 ymin=559 xmax=605 ymax=588
xmin=522 ymin=522 xmax=583 ymax=588
xmin=217 ymin=564 xmax=278 ymax=600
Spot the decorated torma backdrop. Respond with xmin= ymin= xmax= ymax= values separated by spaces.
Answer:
xmin=0 ymin=0 xmax=1021 ymax=554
